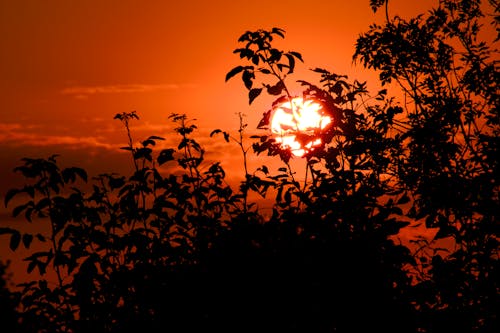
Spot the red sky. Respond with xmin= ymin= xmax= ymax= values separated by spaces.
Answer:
xmin=1 ymin=0 xmax=442 ymax=275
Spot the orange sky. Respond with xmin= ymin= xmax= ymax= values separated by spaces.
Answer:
xmin=0 ymin=0 xmax=443 ymax=272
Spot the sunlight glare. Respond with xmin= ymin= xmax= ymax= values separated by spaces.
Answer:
xmin=271 ymin=97 xmax=331 ymax=157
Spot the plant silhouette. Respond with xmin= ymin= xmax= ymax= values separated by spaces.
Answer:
xmin=1 ymin=1 xmax=498 ymax=332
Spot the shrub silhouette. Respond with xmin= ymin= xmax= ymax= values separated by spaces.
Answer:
xmin=1 ymin=1 xmax=498 ymax=332
xmin=0 ymin=261 xmax=22 ymax=332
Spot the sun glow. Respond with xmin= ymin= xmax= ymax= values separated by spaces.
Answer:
xmin=271 ymin=97 xmax=332 ymax=157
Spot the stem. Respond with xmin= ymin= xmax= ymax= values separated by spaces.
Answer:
xmin=124 ymin=119 xmax=139 ymax=173
xmin=385 ymin=0 xmax=390 ymax=23
xmin=42 ymin=170 xmax=74 ymax=329
xmin=236 ymin=113 xmax=249 ymax=213
xmin=42 ymin=171 xmax=64 ymax=288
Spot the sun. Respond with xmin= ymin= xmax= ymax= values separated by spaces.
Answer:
xmin=271 ymin=97 xmax=332 ymax=157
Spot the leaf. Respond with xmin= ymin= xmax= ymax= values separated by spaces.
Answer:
xmin=269 ymin=49 xmax=282 ymax=63
xmin=12 ymin=202 xmax=31 ymax=218
xmin=210 ymin=130 xmax=230 ymax=142
xmin=158 ymin=148 xmax=176 ymax=165
xmin=249 ymin=88 xmax=262 ymax=104
xmin=142 ymin=139 xmax=156 ymax=147
xmin=370 ymin=0 xmax=387 ymax=12
xmin=242 ymin=70 xmax=254 ymax=89
xmin=134 ymin=147 xmax=153 ymax=161
xmin=25 ymin=208 xmax=33 ymax=222
xmin=35 ymin=198 xmax=51 ymax=212
xmin=312 ymin=67 xmax=330 ymax=74
xmin=148 ymin=135 xmax=165 ymax=141
xmin=285 ymin=53 xmax=295 ymax=74
xmin=258 ymin=165 xmax=269 ymax=175
xmin=225 ymin=66 xmax=244 ymax=82
xmin=238 ymin=31 xmax=251 ymax=42
xmin=4 ymin=189 xmax=19 ymax=207
xmin=27 ymin=261 xmax=37 ymax=274
xmin=267 ymin=81 xmax=285 ymax=95
xmin=109 ymin=176 xmax=125 ymax=189
xmin=251 ymin=54 xmax=260 ymax=65
xmin=289 ymin=51 xmax=303 ymax=62
xmin=257 ymin=110 xmax=271 ymax=129
xmin=210 ymin=129 xmax=222 ymax=137
xmin=9 ymin=231 xmax=21 ymax=251
xmin=0 ymin=227 xmax=16 ymax=236
xmin=73 ymin=167 xmax=88 ymax=182
xmin=63 ymin=167 xmax=86 ymax=183
xmin=36 ymin=233 xmax=46 ymax=242
xmin=271 ymin=27 xmax=285 ymax=38
xmin=22 ymin=233 xmax=33 ymax=249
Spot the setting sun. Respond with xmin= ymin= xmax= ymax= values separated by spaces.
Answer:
xmin=271 ymin=97 xmax=332 ymax=157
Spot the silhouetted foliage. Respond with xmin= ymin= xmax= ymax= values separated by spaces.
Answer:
xmin=0 ymin=261 xmax=22 ymax=331
xmin=1 ymin=1 xmax=498 ymax=332
xmin=355 ymin=1 xmax=499 ymax=331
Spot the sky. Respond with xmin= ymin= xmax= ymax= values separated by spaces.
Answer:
xmin=0 ymin=0 xmax=442 ymax=277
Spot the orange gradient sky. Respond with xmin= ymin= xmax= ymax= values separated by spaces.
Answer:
xmin=1 ymin=0 xmax=446 ymax=270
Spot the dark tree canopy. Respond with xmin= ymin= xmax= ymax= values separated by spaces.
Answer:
xmin=1 ymin=1 xmax=498 ymax=332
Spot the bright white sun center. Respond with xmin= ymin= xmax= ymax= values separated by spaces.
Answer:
xmin=271 ymin=97 xmax=331 ymax=157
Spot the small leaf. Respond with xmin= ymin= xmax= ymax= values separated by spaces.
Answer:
xmin=148 ymin=135 xmax=165 ymax=141
xmin=142 ymin=139 xmax=156 ymax=147
xmin=312 ymin=67 xmax=330 ymax=74
xmin=4 ymin=189 xmax=19 ymax=207
xmin=72 ymin=167 xmax=88 ymax=182
xmin=9 ymin=231 xmax=21 ymax=251
xmin=257 ymin=110 xmax=272 ymax=129
xmin=158 ymin=148 xmax=176 ymax=165
xmin=36 ymin=233 xmax=46 ymax=242
xmin=271 ymin=27 xmax=285 ymax=38
xmin=12 ymin=202 xmax=31 ymax=218
xmin=289 ymin=51 xmax=303 ymax=62
xmin=0 ymin=227 xmax=16 ymax=236
xmin=22 ymin=234 xmax=33 ymax=249
xmin=210 ymin=129 xmax=222 ymax=137
xmin=62 ymin=168 xmax=76 ymax=183
xmin=370 ymin=0 xmax=386 ymax=12
xmin=225 ymin=66 xmax=244 ymax=82
xmin=249 ymin=88 xmax=262 ymax=104
xmin=242 ymin=70 xmax=254 ymax=89
xmin=267 ymin=81 xmax=285 ymax=95
xmin=285 ymin=54 xmax=295 ymax=74
xmin=268 ymin=49 xmax=282 ymax=63
xmin=27 ymin=261 xmax=37 ymax=274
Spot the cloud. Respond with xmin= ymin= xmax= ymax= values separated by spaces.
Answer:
xmin=0 ymin=122 xmax=119 ymax=150
xmin=0 ymin=120 xmax=188 ymax=152
xmin=0 ymin=123 xmax=40 ymax=131
xmin=60 ymin=83 xmax=195 ymax=99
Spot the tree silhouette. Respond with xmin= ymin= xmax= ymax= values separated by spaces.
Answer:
xmin=1 ymin=1 xmax=498 ymax=332
xmin=355 ymin=1 xmax=499 ymax=331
